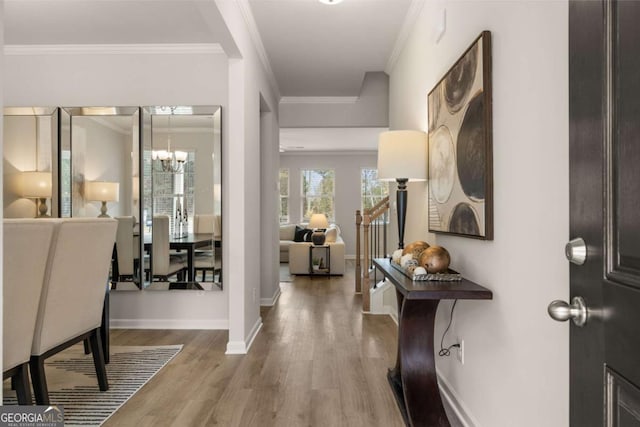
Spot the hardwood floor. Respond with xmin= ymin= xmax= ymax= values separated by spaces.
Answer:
xmin=105 ymin=264 xmax=405 ymax=426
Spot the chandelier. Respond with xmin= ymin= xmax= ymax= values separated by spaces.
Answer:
xmin=152 ymin=107 xmax=187 ymax=173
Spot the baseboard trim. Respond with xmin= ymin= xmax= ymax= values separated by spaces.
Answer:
xmin=436 ymin=369 xmax=480 ymax=427
xmin=110 ymin=318 xmax=229 ymax=330
xmin=225 ymin=317 xmax=263 ymax=355
xmin=260 ymin=286 xmax=282 ymax=306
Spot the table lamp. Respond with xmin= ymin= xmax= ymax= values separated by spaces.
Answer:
xmin=309 ymin=213 xmax=329 ymax=245
xmin=85 ymin=181 xmax=120 ymax=218
xmin=377 ymin=130 xmax=427 ymax=249
xmin=21 ymin=171 xmax=52 ymax=218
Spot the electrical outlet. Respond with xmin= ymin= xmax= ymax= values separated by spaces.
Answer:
xmin=456 ymin=338 xmax=464 ymax=365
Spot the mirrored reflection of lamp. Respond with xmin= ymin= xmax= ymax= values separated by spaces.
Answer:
xmin=85 ymin=181 xmax=119 ymax=218
xmin=309 ymin=213 xmax=329 ymax=246
xmin=21 ymin=171 xmax=52 ymax=218
xmin=377 ymin=130 xmax=428 ymax=250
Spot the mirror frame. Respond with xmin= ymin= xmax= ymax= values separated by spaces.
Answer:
xmin=3 ymin=107 xmax=60 ymax=218
xmin=60 ymin=106 xmax=143 ymax=290
xmin=142 ymin=105 xmax=222 ymax=291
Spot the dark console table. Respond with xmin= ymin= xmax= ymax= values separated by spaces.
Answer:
xmin=373 ymin=258 xmax=493 ymax=427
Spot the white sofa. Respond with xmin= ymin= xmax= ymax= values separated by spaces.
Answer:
xmin=289 ymin=225 xmax=345 ymax=276
xmin=280 ymin=223 xmax=345 ymax=275
xmin=279 ymin=224 xmax=297 ymax=262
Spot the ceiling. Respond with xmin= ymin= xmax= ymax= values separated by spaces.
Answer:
xmin=4 ymin=0 xmax=412 ymax=151
xmin=249 ymin=0 xmax=412 ymax=96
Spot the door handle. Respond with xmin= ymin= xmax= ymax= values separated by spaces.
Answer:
xmin=565 ymin=237 xmax=587 ymax=265
xmin=548 ymin=296 xmax=588 ymax=327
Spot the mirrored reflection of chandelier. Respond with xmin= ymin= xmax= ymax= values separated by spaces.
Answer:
xmin=152 ymin=107 xmax=187 ymax=173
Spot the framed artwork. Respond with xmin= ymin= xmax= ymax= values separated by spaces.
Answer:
xmin=427 ymin=31 xmax=493 ymax=240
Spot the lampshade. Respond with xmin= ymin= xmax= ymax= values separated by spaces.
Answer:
xmin=85 ymin=181 xmax=119 ymax=202
xmin=174 ymin=151 xmax=188 ymax=162
xmin=21 ymin=171 xmax=52 ymax=198
xmin=377 ymin=130 xmax=428 ymax=181
xmin=309 ymin=213 xmax=329 ymax=229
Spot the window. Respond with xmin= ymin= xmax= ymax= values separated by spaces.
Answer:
xmin=301 ymin=169 xmax=335 ymax=222
xmin=361 ymin=168 xmax=389 ymax=212
xmin=279 ymin=168 xmax=289 ymax=224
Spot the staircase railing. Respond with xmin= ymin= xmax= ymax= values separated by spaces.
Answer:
xmin=355 ymin=196 xmax=390 ymax=312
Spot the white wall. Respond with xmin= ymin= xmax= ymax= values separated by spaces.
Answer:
xmin=280 ymin=151 xmax=378 ymax=257
xmin=4 ymin=48 xmax=231 ymax=329
xmin=214 ymin=0 xmax=281 ymax=353
xmin=279 ymin=71 xmax=389 ymax=128
xmin=388 ymin=1 xmax=569 ymax=426
xmin=260 ymin=106 xmax=281 ymax=305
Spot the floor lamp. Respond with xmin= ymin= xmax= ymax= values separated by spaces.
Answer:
xmin=377 ymin=130 xmax=427 ymax=249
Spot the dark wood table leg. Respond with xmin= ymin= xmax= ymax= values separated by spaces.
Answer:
xmin=388 ymin=291 xmax=450 ymax=427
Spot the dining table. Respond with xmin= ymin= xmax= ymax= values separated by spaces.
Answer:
xmin=144 ymin=233 xmax=219 ymax=282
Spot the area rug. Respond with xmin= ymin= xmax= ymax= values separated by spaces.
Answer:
xmin=280 ymin=263 xmax=293 ymax=282
xmin=3 ymin=344 xmax=183 ymax=426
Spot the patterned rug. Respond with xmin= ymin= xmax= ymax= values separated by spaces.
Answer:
xmin=3 ymin=344 xmax=183 ymax=426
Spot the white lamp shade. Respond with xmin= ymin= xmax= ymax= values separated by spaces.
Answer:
xmin=309 ymin=213 xmax=329 ymax=229
xmin=85 ymin=181 xmax=119 ymax=202
xmin=174 ymin=151 xmax=188 ymax=162
xmin=21 ymin=171 xmax=52 ymax=198
xmin=377 ymin=130 xmax=428 ymax=181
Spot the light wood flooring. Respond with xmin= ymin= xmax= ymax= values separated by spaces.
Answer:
xmin=105 ymin=264 xmax=405 ymax=426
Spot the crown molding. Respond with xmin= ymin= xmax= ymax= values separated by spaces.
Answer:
xmin=236 ymin=0 xmax=282 ymax=100
xmin=4 ymin=43 xmax=225 ymax=56
xmin=280 ymin=96 xmax=359 ymax=105
xmin=385 ymin=0 xmax=426 ymax=74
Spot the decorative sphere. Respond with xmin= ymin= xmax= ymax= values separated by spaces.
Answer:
xmin=400 ymin=254 xmax=414 ymax=267
xmin=402 ymin=241 xmax=430 ymax=260
xmin=414 ymin=267 xmax=427 ymax=276
xmin=419 ymin=246 xmax=451 ymax=273
xmin=392 ymin=249 xmax=404 ymax=264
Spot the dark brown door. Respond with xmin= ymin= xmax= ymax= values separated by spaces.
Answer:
xmin=563 ymin=1 xmax=640 ymax=425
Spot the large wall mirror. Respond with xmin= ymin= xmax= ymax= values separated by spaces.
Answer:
xmin=142 ymin=106 xmax=222 ymax=291
xmin=60 ymin=107 xmax=142 ymax=290
xmin=3 ymin=107 xmax=59 ymax=218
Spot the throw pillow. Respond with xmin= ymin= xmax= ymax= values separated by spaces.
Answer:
xmin=325 ymin=227 xmax=338 ymax=243
xmin=294 ymin=226 xmax=313 ymax=242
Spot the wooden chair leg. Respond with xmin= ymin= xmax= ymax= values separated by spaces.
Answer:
xmin=14 ymin=363 xmax=33 ymax=405
xmin=89 ymin=329 xmax=109 ymax=391
xmin=29 ymin=355 xmax=49 ymax=405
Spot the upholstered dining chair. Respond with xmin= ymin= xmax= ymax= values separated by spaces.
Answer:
xmin=145 ymin=215 xmax=185 ymax=281
xmin=114 ymin=216 xmax=139 ymax=285
xmin=3 ymin=219 xmax=56 ymax=405
xmin=30 ymin=218 xmax=117 ymax=405
xmin=193 ymin=214 xmax=222 ymax=281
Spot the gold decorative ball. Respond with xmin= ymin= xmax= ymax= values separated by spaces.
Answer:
xmin=419 ymin=246 xmax=451 ymax=273
xmin=402 ymin=241 xmax=430 ymax=260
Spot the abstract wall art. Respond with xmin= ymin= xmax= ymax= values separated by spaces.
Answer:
xmin=428 ymin=31 xmax=493 ymax=240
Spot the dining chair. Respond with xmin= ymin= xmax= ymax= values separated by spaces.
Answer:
xmin=193 ymin=214 xmax=221 ymax=281
xmin=30 ymin=218 xmax=117 ymax=405
xmin=3 ymin=219 xmax=56 ymax=405
xmin=145 ymin=215 xmax=186 ymax=281
xmin=114 ymin=216 xmax=139 ymax=285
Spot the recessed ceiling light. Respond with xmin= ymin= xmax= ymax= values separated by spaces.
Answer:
xmin=319 ymin=0 xmax=344 ymax=5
